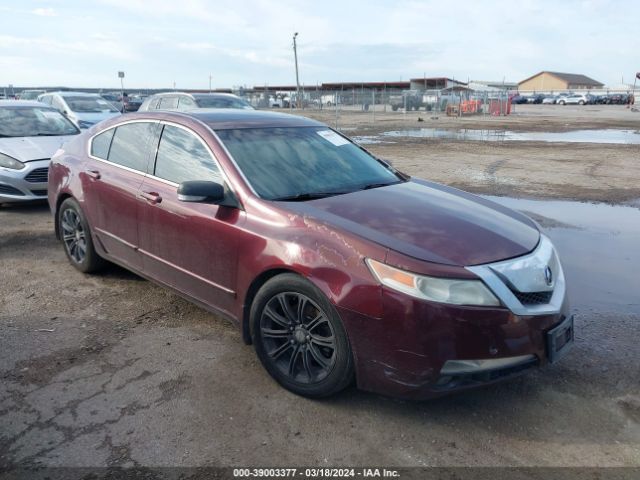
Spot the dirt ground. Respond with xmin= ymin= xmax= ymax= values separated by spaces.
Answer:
xmin=1 ymin=105 xmax=639 ymax=474
xmin=301 ymin=104 xmax=640 ymax=204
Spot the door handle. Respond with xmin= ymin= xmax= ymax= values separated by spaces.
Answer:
xmin=86 ymin=169 xmax=101 ymax=180
xmin=139 ymin=191 xmax=162 ymax=204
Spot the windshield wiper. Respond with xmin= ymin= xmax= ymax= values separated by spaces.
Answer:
xmin=272 ymin=191 xmax=351 ymax=201
xmin=361 ymin=180 xmax=403 ymax=190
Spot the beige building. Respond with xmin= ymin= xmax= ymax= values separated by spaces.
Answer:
xmin=519 ymin=71 xmax=604 ymax=91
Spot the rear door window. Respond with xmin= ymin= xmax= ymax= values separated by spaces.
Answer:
xmin=107 ymin=122 xmax=156 ymax=172
xmin=148 ymin=97 xmax=161 ymax=110
xmin=153 ymin=125 xmax=220 ymax=184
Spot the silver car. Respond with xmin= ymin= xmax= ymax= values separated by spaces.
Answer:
xmin=138 ymin=92 xmax=254 ymax=111
xmin=37 ymin=91 xmax=121 ymax=129
xmin=0 ymin=100 xmax=80 ymax=204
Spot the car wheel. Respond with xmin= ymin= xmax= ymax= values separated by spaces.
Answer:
xmin=578 ymin=100 xmax=585 ymax=105
xmin=326 ymin=101 xmax=332 ymax=107
xmin=251 ymin=273 xmax=354 ymax=398
xmin=58 ymin=198 xmax=105 ymax=273
xmin=559 ymin=100 xmax=565 ymax=105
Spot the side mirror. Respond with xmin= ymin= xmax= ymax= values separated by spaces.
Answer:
xmin=177 ymin=180 xmax=225 ymax=203
xmin=178 ymin=180 xmax=237 ymax=207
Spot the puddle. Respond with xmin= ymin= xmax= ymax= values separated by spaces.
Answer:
xmin=371 ymin=128 xmax=640 ymax=144
xmin=483 ymin=195 xmax=640 ymax=315
xmin=351 ymin=135 xmax=397 ymax=145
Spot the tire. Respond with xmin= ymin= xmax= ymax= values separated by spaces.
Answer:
xmin=58 ymin=197 xmax=105 ymax=273
xmin=391 ymin=105 xmax=398 ymax=111
xmin=559 ymin=100 xmax=565 ymax=105
xmin=578 ymin=100 xmax=585 ymax=105
xmin=251 ymin=273 xmax=354 ymax=398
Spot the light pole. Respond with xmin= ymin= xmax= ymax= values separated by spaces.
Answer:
xmin=293 ymin=32 xmax=301 ymax=109
xmin=209 ymin=74 xmax=212 ymax=93
xmin=118 ymin=71 xmax=125 ymax=113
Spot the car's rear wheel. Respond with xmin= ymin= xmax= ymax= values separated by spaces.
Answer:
xmin=251 ymin=273 xmax=354 ymax=398
xmin=58 ymin=198 xmax=105 ymax=273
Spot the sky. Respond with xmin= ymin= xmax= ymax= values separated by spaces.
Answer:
xmin=0 ymin=0 xmax=638 ymax=90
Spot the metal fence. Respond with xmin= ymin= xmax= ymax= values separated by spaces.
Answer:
xmin=237 ymin=87 xmax=513 ymax=127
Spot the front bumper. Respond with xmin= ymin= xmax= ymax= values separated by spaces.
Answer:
xmin=339 ymin=291 xmax=572 ymax=400
xmin=0 ymin=159 xmax=50 ymax=203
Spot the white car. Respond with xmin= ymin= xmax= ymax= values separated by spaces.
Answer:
xmin=37 ymin=91 xmax=121 ymax=129
xmin=0 ymin=100 xmax=80 ymax=204
xmin=557 ymin=93 xmax=590 ymax=105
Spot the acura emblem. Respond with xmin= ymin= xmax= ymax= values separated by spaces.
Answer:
xmin=544 ymin=266 xmax=553 ymax=286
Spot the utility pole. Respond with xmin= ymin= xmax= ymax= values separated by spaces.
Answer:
xmin=209 ymin=74 xmax=212 ymax=93
xmin=293 ymin=32 xmax=301 ymax=109
xmin=118 ymin=71 xmax=125 ymax=113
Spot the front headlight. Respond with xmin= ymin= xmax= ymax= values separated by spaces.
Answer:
xmin=0 ymin=153 xmax=25 ymax=170
xmin=365 ymin=258 xmax=501 ymax=307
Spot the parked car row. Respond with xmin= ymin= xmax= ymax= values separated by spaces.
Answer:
xmin=513 ymin=92 xmax=634 ymax=105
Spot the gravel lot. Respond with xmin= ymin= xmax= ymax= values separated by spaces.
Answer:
xmin=1 ymin=105 xmax=639 ymax=473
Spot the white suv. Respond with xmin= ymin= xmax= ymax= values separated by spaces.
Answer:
xmin=557 ymin=93 xmax=591 ymax=105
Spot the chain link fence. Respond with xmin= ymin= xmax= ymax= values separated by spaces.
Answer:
xmin=237 ymin=86 xmax=513 ymax=128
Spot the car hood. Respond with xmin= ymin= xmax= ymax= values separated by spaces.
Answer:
xmin=0 ymin=135 xmax=77 ymax=162
xmin=282 ymin=179 xmax=540 ymax=266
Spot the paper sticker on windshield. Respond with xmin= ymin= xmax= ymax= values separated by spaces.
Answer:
xmin=317 ymin=130 xmax=349 ymax=147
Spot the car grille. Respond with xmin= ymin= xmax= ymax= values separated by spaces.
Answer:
xmin=513 ymin=290 xmax=553 ymax=305
xmin=30 ymin=189 xmax=48 ymax=196
xmin=24 ymin=167 xmax=49 ymax=183
xmin=0 ymin=184 xmax=25 ymax=196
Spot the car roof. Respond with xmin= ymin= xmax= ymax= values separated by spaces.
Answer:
xmin=0 ymin=100 xmax=53 ymax=108
xmin=46 ymin=91 xmax=103 ymax=97
xmin=142 ymin=109 xmax=324 ymax=130
xmin=191 ymin=93 xmax=239 ymax=99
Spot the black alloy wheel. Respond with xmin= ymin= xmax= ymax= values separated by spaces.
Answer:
xmin=251 ymin=274 xmax=354 ymax=398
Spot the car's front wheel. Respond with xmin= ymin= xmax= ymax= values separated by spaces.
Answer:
xmin=58 ymin=198 xmax=105 ymax=273
xmin=251 ymin=273 xmax=354 ymax=398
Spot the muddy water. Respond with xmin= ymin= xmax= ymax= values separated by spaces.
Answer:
xmin=484 ymin=195 xmax=640 ymax=315
xmin=354 ymin=128 xmax=640 ymax=144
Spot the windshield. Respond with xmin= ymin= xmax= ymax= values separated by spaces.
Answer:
xmin=0 ymin=107 xmax=80 ymax=137
xmin=63 ymin=96 xmax=119 ymax=113
xmin=215 ymin=127 xmax=401 ymax=200
xmin=196 ymin=97 xmax=253 ymax=109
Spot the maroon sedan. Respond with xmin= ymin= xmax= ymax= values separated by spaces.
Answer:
xmin=48 ymin=110 xmax=574 ymax=399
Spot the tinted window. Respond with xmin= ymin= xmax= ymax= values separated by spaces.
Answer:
xmin=107 ymin=122 xmax=155 ymax=172
xmin=39 ymin=95 xmax=53 ymax=105
xmin=154 ymin=125 xmax=220 ymax=184
xmin=159 ymin=97 xmax=179 ymax=109
xmin=62 ymin=96 xmax=119 ymax=113
xmin=195 ymin=96 xmax=253 ymax=109
xmin=215 ymin=127 xmax=400 ymax=200
xmin=91 ymin=128 xmax=115 ymax=159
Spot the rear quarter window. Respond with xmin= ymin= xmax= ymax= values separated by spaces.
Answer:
xmin=91 ymin=128 xmax=115 ymax=159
